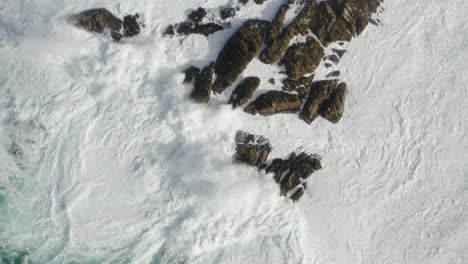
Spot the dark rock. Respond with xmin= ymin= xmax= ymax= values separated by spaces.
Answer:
xmin=164 ymin=24 xmax=175 ymax=36
xmin=188 ymin=7 xmax=207 ymax=24
xmin=324 ymin=63 xmax=332 ymax=68
xmin=268 ymin=78 xmax=275 ymax=85
xmin=10 ymin=142 xmax=24 ymax=160
xmin=266 ymin=152 xmax=322 ymax=198
xmin=290 ymin=185 xmax=305 ymax=202
xmin=220 ymin=7 xmax=236 ymax=20
xmin=190 ymin=63 xmax=214 ymax=103
xmin=212 ymin=19 xmax=269 ymax=93
xmin=228 ymin=77 xmax=261 ymax=109
xmin=259 ymin=1 xmax=317 ymax=64
xmin=239 ymin=0 xmax=249 ymax=4
xmin=183 ymin=66 xmax=200 ymax=83
xmin=281 ymin=38 xmax=324 ymax=79
xmin=73 ymin=8 xmax=123 ymax=41
xmin=326 ymin=70 xmax=340 ymax=78
xmin=234 ymin=131 xmax=272 ymax=168
xmin=299 ymin=80 xmax=337 ymax=124
xmin=326 ymin=54 xmax=340 ymax=64
xmin=332 ymin=48 xmax=347 ymax=58
xmin=264 ymin=4 xmax=289 ymax=45
xmin=244 ymin=91 xmax=303 ymax=116
xmin=254 ymin=0 xmax=268 ymax=4
xmin=176 ymin=21 xmax=226 ymax=36
xmin=320 ymin=82 xmax=347 ymax=123
xmin=123 ymin=13 xmax=141 ymax=37
xmin=282 ymin=75 xmax=314 ymax=96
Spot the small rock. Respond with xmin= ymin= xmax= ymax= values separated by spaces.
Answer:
xmin=188 ymin=7 xmax=207 ymax=24
xmin=282 ymin=75 xmax=314 ymax=96
xmin=320 ymin=82 xmax=347 ymax=123
xmin=73 ymin=8 xmax=123 ymax=41
xmin=228 ymin=77 xmax=261 ymax=109
xmin=326 ymin=70 xmax=340 ymax=78
xmin=176 ymin=21 xmax=226 ymax=36
xmin=234 ymin=131 xmax=272 ymax=168
xmin=299 ymin=80 xmax=337 ymax=124
xmin=281 ymin=38 xmax=324 ymax=79
xmin=164 ymin=24 xmax=175 ymax=35
xmin=324 ymin=63 xmax=332 ymax=68
xmin=244 ymin=91 xmax=303 ymax=116
xmin=332 ymin=48 xmax=346 ymax=58
xmin=123 ymin=13 xmax=141 ymax=37
xmin=10 ymin=142 xmax=24 ymax=160
xmin=327 ymin=54 xmax=340 ymax=64
xmin=190 ymin=63 xmax=214 ymax=103
xmin=220 ymin=7 xmax=236 ymax=20
xmin=183 ymin=66 xmax=200 ymax=83
xmin=268 ymin=78 xmax=275 ymax=85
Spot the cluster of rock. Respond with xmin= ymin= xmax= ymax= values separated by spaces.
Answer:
xmin=182 ymin=0 xmax=383 ymax=125
xmin=164 ymin=6 xmax=234 ymax=37
xmin=234 ymin=131 xmax=322 ymax=202
xmin=71 ymin=8 xmax=142 ymax=41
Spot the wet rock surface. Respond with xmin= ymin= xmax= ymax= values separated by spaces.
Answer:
xmin=190 ymin=63 xmax=214 ymax=103
xmin=212 ymin=19 xmax=269 ymax=93
xmin=244 ymin=91 xmax=303 ymax=116
xmin=72 ymin=8 xmax=142 ymax=41
xmin=266 ymin=152 xmax=322 ymax=199
xmin=10 ymin=142 xmax=24 ymax=160
xmin=170 ymin=21 xmax=226 ymax=36
xmin=234 ymin=131 xmax=272 ymax=168
xmin=188 ymin=7 xmax=207 ymax=24
xmin=228 ymin=77 xmax=261 ymax=109
xmin=182 ymin=66 xmax=200 ymax=84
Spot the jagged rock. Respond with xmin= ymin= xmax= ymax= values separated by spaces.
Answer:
xmin=174 ymin=21 xmax=226 ymax=36
xmin=266 ymin=152 xmax=322 ymax=198
xmin=10 ymin=142 xmax=24 ymax=160
xmin=282 ymin=75 xmax=314 ymax=96
xmin=188 ymin=7 xmax=207 ymax=24
xmin=326 ymin=54 xmax=340 ymax=64
xmin=73 ymin=8 xmax=124 ymax=41
xmin=299 ymin=80 xmax=337 ymax=124
xmin=123 ymin=13 xmax=141 ymax=37
xmin=244 ymin=91 xmax=303 ymax=116
xmin=212 ymin=19 xmax=269 ymax=93
xmin=332 ymin=48 xmax=347 ymax=58
xmin=228 ymin=77 xmax=261 ymax=109
xmin=190 ymin=63 xmax=214 ymax=103
xmin=164 ymin=25 xmax=175 ymax=35
xmin=259 ymin=1 xmax=317 ymax=64
xmin=234 ymin=131 xmax=272 ymax=168
xmin=220 ymin=7 xmax=236 ymax=19
xmin=326 ymin=70 xmax=340 ymax=78
xmin=264 ymin=4 xmax=289 ymax=45
xmin=320 ymin=82 xmax=347 ymax=123
xmin=281 ymin=38 xmax=324 ymax=79
xmin=183 ymin=66 xmax=200 ymax=83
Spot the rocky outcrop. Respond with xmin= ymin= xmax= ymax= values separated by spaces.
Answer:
xmin=188 ymin=7 xmax=207 ymax=24
xmin=220 ymin=7 xmax=236 ymax=19
xmin=299 ymin=80 xmax=337 ymax=124
xmin=320 ymin=82 xmax=347 ymax=123
xmin=166 ymin=21 xmax=226 ymax=36
xmin=72 ymin=8 xmax=142 ymax=41
xmin=212 ymin=19 xmax=269 ymax=93
xmin=281 ymin=38 xmax=324 ymax=79
xmin=282 ymin=75 xmax=314 ymax=96
xmin=259 ymin=1 xmax=317 ymax=64
xmin=190 ymin=63 xmax=214 ymax=103
xmin=264 ymin=4 xmax=289 ymax=45
xmin=244 ymin=91 xmax=303 ymax=116
xmin=182 ymin=66 xmax=200 ymax=83
xmin=234 ymin=131 xmax=272 ymax=168
xmin=266 ymin=152 xmax=322 ymax=200
xmin=228 ymin=77 xmax=261 ymax=109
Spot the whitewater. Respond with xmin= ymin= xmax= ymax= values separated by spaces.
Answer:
xmin=0 ymin=0 xmax=467 ymax=263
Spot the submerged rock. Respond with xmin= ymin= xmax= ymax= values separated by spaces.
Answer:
xmin=234 ymin=131 xmax=272 ymax=168
xmin=244 ymin=91 xmax=303 ymax=116
xmin=123 ymin=13 xmax=141 ymax=37
xmin=299 ymin=80 xmax=337 ymax=124
xmin=213 ymin=19 xmax=269 ymax=93
xmin=190 ymin=63 xmax=214 ymax=103
xmin=174 ymin=21 xmax=226 ymax=36
xmin=220 ymin=7 xmax=236 ymax=20
xmin=10 ymin=142 xmax=24 ymax=160
xmin=228 ymin=77 xmax=261 ymax=109
xmin=320 ymin=82 xmax=347 ymax=123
